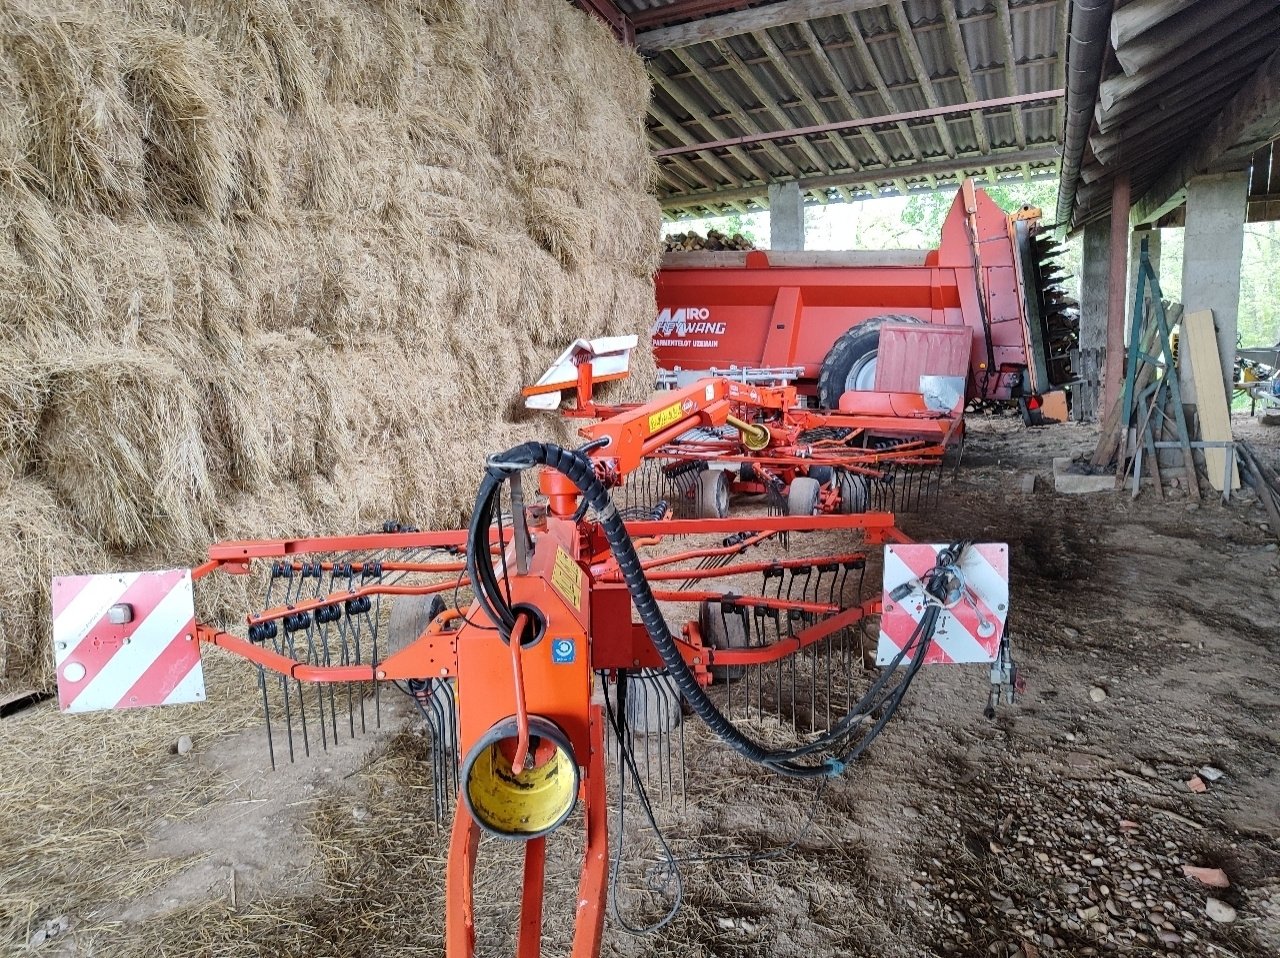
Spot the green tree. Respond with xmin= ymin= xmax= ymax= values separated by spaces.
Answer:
xmin=901 ymin=179 xmax=1060 ymax=240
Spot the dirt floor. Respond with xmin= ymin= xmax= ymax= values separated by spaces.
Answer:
xmin=2 ymin=413 xmax=1278 ymax=957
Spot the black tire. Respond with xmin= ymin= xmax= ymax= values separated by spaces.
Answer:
xmin=701 ymin=600 xmax=747 ymax=680
xmin=836 ymin=470 xmax=870 ymax=514
xmin=816 ymin=314 xmax=926 ymax=410
xmin=695 ymin=468 xmax=731 ymax=518
xmin=807 ymin=465 xmax=835 ymax=486
xmin=786 ymin=476 xmax=821 ymax=516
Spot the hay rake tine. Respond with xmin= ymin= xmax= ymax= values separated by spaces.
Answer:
xmin=299 ymin=565 xmax=330 ymax=753
xmin=282 ymin=623 xmax=311 ymax=758
xmin=423 ymin=679 xmax=455 ymax=824
xmin=326 ymin=565 xmax=355 ymax=744
xmin=270 ymin=565 xmax=304 ymax=763
xmin=651 ymin=676 xmax=674 ymax=804
xmin=257 ymin=665 xmax=276 ymax=771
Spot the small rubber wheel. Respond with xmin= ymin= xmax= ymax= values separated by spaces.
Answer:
xmin=701 ymin=600 xmax=747 ymax=680
xmin=836 ymin=470 xmax=870 ymax=514
xmin=695 ymin=468 xmax=731 ymax=518
xmin=816 ymin=314 xmax=926 ymax=409
xmin=787 ymin=476 xmax=821 ymax=516
xmin=385 ymin=594 xmax=446 ymax=656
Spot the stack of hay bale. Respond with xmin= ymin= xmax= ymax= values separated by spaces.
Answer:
xmin=662 ymin=228 xmax=754 ymax=252
xmin=0 ymin=0 xmax=660 ymax=685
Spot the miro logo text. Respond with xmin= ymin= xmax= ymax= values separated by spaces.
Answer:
xmin=652 ymin=307 xmax=726 ymax=337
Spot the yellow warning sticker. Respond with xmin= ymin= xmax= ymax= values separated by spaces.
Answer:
xmin=647 ymin=400 xmax=684 ymax=435
xmin=551 ymin=548 xmax=583 ymax=611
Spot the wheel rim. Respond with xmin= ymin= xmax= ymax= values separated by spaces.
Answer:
xmin=845 ymin=353 xmax=877 ymax=392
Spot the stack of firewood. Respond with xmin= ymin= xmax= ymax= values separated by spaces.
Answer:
xmin=662 ymin=229 xmax=755 ymax=252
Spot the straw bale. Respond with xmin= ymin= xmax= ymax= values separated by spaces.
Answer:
xmin=2 ymin=9 xmax=145 ymax=214
xmin=38 ymin=347 xmax=216 ymax=552
xmin=121 ymin=27 xmax=239 ymax=218
xmin=0 ymin=0 xmax=660 ymax=687
xmin=0 ymin=479 xmax=106 ymax=685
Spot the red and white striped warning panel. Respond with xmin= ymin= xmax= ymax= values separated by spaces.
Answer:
xmin=878 ymin=543 xmax=1008 ymax=666
xmin=52 ymin=570 xmax=203 ymax=713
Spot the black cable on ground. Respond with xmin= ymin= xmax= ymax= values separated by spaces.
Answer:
xmin=603 ymin=674 xmax=683 ymax=935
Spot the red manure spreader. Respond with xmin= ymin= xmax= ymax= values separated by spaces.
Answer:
xmin=654 ymin=179 xmax=1076 ymax=410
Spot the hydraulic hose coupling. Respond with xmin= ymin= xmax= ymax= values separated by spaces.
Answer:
xmin=726 ymin=414 xmax=771 ymax=452
xmin=460 ymin=715 xmax=579 ymax=840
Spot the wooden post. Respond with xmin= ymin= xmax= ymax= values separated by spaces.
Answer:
xmin=1103 ymin=174 xmax=1131 ymax=415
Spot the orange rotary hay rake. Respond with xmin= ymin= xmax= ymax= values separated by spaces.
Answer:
xmin=52 ymin=379 xmax=1017 ymax=958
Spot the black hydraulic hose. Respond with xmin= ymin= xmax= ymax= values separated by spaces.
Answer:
xmin=468 ymin=442 xmax=963 ymax=779
xmin=469 ymin=442 xmax=837 ymax=778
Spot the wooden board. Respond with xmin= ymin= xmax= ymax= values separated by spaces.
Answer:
xmin=1183 ymin=309 xmax=1240 ymax=491
xmin=1039 ymin=390 xmax=1070 ymax=423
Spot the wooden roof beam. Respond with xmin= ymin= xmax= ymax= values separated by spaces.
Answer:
xmin=749 ymin=29 xmax=869 ymax=178
xmin=707 ymin=38 xmax=837 ymax=176
xmin=659 ymin=143 xmax=1060 ymax=209
xmin=636 ymin=0 xmax=890 ymax=52
xmin=993 ymin=0 xmax=1028 ymax=147
xmin=1135 ymin=48 xmax=1280 ymax=224
xmin=839 ymin=12 xmax=932 ymax=185
xmin=888 ymin=2 xmax=959 ymax=159
xmin=939 ymin=0 xmax=992 ymax=156
xmin=651 ymin=91 xmax=1063 ymax=157
xmin=660 ymin=48 xmax=808 ymax=181
xmin=649 ymin=66 xmax=779 ymax=184
xmin=648 ymin=97 xmax=757 ymax=190
xmin=795 ymin=20 xmax=912 ymax=197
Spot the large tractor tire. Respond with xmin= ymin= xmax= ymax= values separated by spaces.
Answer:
xmin=816 ymin=314 xmax=926 ymax=410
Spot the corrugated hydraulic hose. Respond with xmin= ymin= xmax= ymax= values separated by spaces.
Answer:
xmin=468 ymin=441 xmax=840 ymax=778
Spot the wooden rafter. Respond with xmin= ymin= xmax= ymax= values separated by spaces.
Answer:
xmin=839 ymin=12 xmax=932 ymax=186
xmin=749 ymin=29 xmax=867 ymax=177
xmin=636 ymin=0 xmax=890 ymax=52
xmin=659 ymin=143 xmax=1061 ymax=209
xmin=649 ymin=64 xmax=778 ymax=185
xmin=670 ymin=46 xmax=822 ymax=182
xmin=939 ymin=0 xmax=992 ymax=155
xmin=994 ymin=0 xmax=1028 ymax=147
xmin=648 ymin=98 xmax=751 ymax=190
xmin=795 ymin=20 xmax=911 ymax=197
xmin=707 ymin=37 xmax=836 ymax=176
xmin=887 ymin=2 xmax=959 ymax=159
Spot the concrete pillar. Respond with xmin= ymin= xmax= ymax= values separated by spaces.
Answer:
xmin=1182 ymin=172 xmax=1248 ymax=404
xmin=1076 ymin=219 xmax=1110 ymax=422
xmin=1126 ymin=227 xmax=1161 ymax=335
xmin=1104 ymin=174 xmax=1131 ymax=417
xmin=768 ymin=181 xmax=804 ymax=251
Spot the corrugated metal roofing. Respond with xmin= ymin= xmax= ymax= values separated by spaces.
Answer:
xmin=610 ymin=1 xmax=1069 ymax=218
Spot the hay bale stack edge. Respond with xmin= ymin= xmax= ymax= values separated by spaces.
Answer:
xmin=0 ymin=0 xmax=661 ymax=684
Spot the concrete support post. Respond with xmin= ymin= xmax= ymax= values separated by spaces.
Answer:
xmin=1076 ymin=220 xmax=1110 ymax=422
xmin=1127 ymin=227 xmax=1161 ymax=335
xmin=768 ymin=181 xmax=804 ymax=251
xmin=1103 ymin=174 xmax=1131 ymax=417
xmin=1182 ymin=172 xmax=1248 ymax=404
